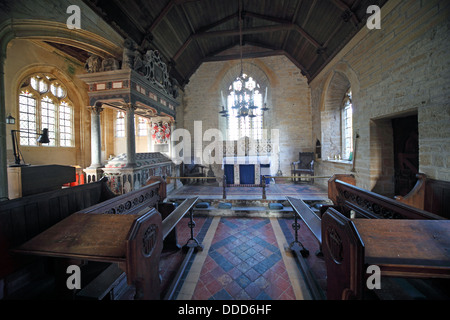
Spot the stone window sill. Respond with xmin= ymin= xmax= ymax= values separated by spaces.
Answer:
xmin=322 ymin=159 xmax=353 ymax=165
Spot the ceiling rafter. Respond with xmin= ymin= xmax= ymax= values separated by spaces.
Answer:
xmin=282 ymin=0 xmax=303 ymax=50
xmin=330 ymin=0 xmax=360 ymax=27
xmin=240 ymin=11 xmax=322 ymax=48
xmin=147 ymin=0 xmax=177 ymax=33
xmin=79 ymin=0 xmax=388 ymax=87
xmin=172 ymin=12 xmax=238 ymax=61
xmin=175 ymin=4 xmax=206 ymax=58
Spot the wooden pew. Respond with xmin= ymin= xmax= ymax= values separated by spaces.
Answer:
xmin=7 ymin=175 xmax=200 ymax=300
xmin=286 ymin=196 xmax=325 ymax=300
xmin=327 ymin=175 xmax=443 ymax=220
xmin=13 ymin=207 xmax=163 ymax=300
xmin=286 ymin=196 xmax=322 ymax=256
xmin=1 ymin=175 xmax=164 ymax=299
xmin=289 ymin=175 xmax=447 ymax=300
xmin=160 ymin=197 xmax=201 ymax=300
xmin=322 ymin=207 xmax=450 ymax=300
xmin=0 ymin=177 xmax=115 ymax=299
xmin=68 ymin=195 xmax=200 ymax=300
xmin=395 ymin=173 xmax=450 ymax=219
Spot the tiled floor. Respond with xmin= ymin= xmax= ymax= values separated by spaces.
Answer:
xmin=168 ymin=182 xmax=329 ymax=201
xmin=160 ymin=214 xmax=326 ymax=300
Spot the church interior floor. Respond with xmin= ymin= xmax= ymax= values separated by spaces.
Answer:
xmin=160 ymin=183 xmax=328 ymax=300
xmin=158 ymin=182 xmax=450 ymax=301
xmin=167 ymin=180 xmax=329 ymax=201
xmin=159 ymin=182 xmax=328 ymax=300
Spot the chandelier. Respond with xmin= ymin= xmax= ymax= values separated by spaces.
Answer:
xmin=219 ymin=1 xmax=269 ymax=119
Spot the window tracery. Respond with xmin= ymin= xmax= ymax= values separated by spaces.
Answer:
xmin=18 ymin=74 xmax=73 ymax=147
xmin=226 ymin=74 xmax=264 ymax=141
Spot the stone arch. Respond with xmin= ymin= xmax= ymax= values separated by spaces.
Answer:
xmin=0 ymin=17 xmax=122 ymax=198
xmin=0 ymin=19 xmax=122 ymax=59
xmin=219 ymin=61 xmax=271 ymax=94
xmin=320 ymin=62 xmax=359 ymax=112
xmin=217 ymin=61 xmax=273 ymax=140
xmin=320 ymin=62 xmax=359 ymax=161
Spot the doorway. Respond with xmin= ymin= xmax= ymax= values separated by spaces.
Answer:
xmin=392 ymin=115 xmax=419 ymax=196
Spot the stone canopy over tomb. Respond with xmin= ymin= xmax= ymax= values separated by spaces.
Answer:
xmin=78 ymin=44 xmax=179 ymax=122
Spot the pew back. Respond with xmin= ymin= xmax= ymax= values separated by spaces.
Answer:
xmin=331 ymin=179 xmax=443 ymax=220
xmin=76 ymin=181 xmax=161 ymax=215
xmin=395 ymin=174 xmax=450 ymax=219
xmin=0 ymin=178 xmax=115 ymax=280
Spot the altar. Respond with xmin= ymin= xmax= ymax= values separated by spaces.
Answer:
xmin=222 ymin=156 xmax=271 ymax=186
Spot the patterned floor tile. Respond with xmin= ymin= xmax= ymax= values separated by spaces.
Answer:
xmin=190 ymin=217 xmax=297 ymax=300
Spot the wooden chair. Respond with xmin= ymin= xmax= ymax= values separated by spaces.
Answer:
xmin=291 ymin=152 xmax=315 ymax=184
xmin=181 ymin=162 xmax=206 ymax=184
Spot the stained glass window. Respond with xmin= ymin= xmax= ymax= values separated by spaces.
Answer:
xmin=227 ymin=74 xmax=264 ymax=141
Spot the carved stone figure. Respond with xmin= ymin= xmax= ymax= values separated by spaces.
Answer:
xmin=85 ymin=54 xmax=102 ymax=73
xmin=122 ymin=38 xmax=136 ymax=70
xmin=102 ymin=58 xmax=120 ymax=71
xmin=133 ymin=50 xmax=144 ymax=74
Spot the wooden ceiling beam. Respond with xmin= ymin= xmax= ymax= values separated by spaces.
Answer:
xmin=282 ymin=0 xmax=303 ymax=50
xmin=194 ymin=23 xmax=321 ymax=49
xmin=194 ymin=24 xmax=293 ymax=38
xmin=203 ymin=49 xmax=285 ymax=62
xmin=197 ymin=12 xmax=239 ymax=33
xmin=147 ymin=0 xmax=177 ymax=33
xmin=242 ymin=11 xmax=293 ymax=25
xmin=173 ymin=12 xmax=238 ymax=61
xmin=330 ymin=0 xmax=360 ymax=26
xmin=240 ymin=10 xmax=322 ymax=49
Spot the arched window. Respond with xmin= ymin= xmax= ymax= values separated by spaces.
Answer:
xmin=341 ymin=89 xmax=353 ymax=160
xmin=18 ymin=74 xmax=73 ymax=147
xmin=227 ymin=74 xmax=264 ymax=141
xmin=115 ymin=111 xmax=125 ymax=137
xmin=137 ymin=117 xmax=148 ymax=136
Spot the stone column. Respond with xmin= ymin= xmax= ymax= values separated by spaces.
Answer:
xmin=124 ymin=103 xmax=137 ymax=168
xmin=0 ymin=53 xmax=7 ymax=200
xmin=88 ymin=103 xmax=104 ymax=168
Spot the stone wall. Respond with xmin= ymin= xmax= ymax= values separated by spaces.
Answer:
xmin=311 ymin=0 xmax=450 ymax=194
xmin=4 ymin=39 xmax=90 ymax=168
xmin=179 ymin=55 xmax=312 ymax=178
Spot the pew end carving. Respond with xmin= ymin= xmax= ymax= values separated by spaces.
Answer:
xmin=126 ymin=207 xmax=163 ymax=300
xmin=322 ymin=208 xmax=365 ymax=300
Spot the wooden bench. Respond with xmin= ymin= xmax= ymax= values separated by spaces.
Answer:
xmin=286 ymin=196 xmax=325 ymax=300
xmin=73 ymin=196 xmax=200 ymax=300
xmin=13 ymin=206 xmax=163 ymax=300
xmin=327 ymin=174 xmax=442 ymax=220
xmin=286 ymin=196 xmax=322 ymax=256
xmin=6 ymin=173 xmax=200 ymax=300
xmin=322 ymin=207 xmax=450 ymax=300
xmin=323 ymin=175 xmax=448 ymax=300
xmin=288 ymin=175 xmax=447 ymax=300
xmin=2 ymin=176 xmax=165 ymax=299
xmin=70 ymin=180 xmax=164 ymax=300
xmin=395 ymin=173 xmax=450 ymax=219
xmin=160 ymin=197 xmax=200 ymax=300
xmin=0 ymin=177 xmax=115 ymax=299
